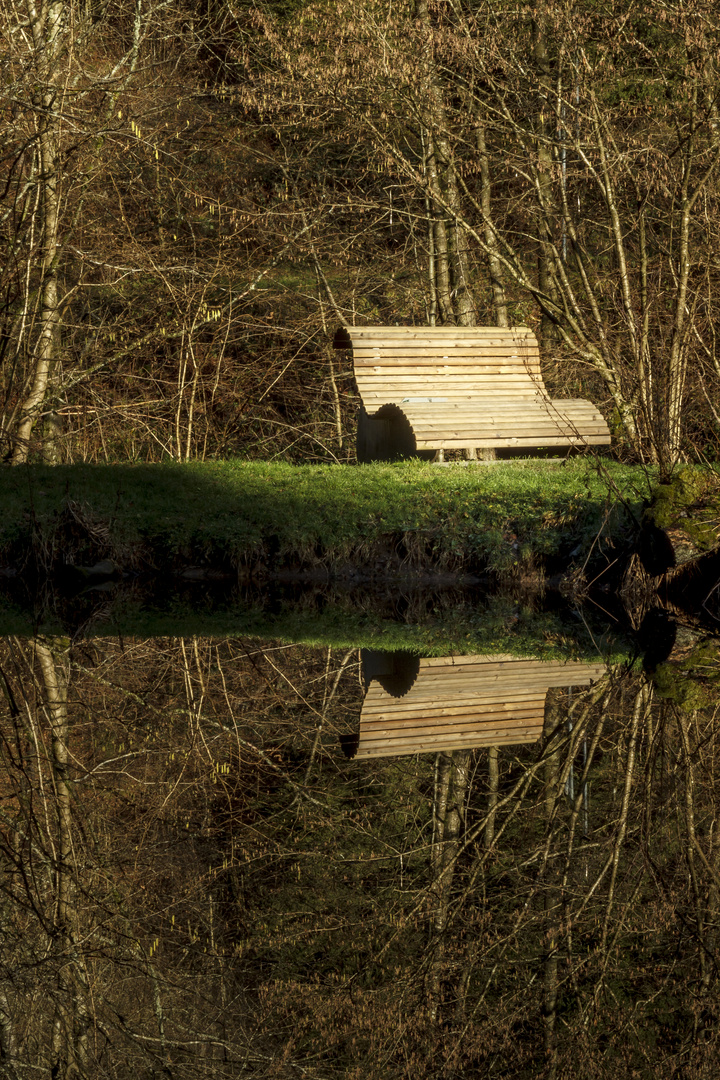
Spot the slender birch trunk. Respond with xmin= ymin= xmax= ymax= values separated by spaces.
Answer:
xmin=11 ymin=1 xmax=67 ymax=464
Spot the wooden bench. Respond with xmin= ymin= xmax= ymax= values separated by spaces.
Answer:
xmin=333 ymin=325 xmax=611 ymax=462
xmin=341 ymin=653 xmax=606 ymax=759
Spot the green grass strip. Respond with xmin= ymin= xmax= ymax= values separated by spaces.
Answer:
xmin=0 ymin=458 xmax=650 ymax=571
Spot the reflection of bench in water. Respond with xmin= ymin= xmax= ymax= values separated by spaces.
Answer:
xmin=341 ymin=653 xmax=606 ymax=759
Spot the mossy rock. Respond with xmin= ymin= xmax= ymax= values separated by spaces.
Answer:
xmin=653 ymin=638 xmax=720 ymax=711
xmin=644 ymin=468 xmax=720 ymax=558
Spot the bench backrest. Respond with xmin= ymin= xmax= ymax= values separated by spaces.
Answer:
xmin=334 ymin=325 xmax=547 ymax=412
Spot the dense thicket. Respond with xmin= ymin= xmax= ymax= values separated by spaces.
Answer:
xmin=2 ymin=0 xmax=719 ymax=469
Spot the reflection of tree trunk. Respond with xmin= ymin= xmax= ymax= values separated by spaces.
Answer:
xmin=484 ymin=746 xmax=499 ymax=849
xmin=703 ymin=818 xmax=720 ymax=994
xmin=678 ymin=709 xmax=709 ymax=988
xmin=428 ymin=750 xmax=469 ymax=1021
xmin=542 ymin=692 xmax=563 ymax=1077
xmin=0 ymin=987 xmax=18 ymax=1077
xmin=601 ymin=681 xmax=650 ymax=948
xmin=36 ymin=638 xmax=91 ymax=1080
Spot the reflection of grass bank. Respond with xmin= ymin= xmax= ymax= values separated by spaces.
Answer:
xmin=0 ymin=589 xmax=630 ymax=661
xmin=0 ymin=458 xmax=646 ymax=577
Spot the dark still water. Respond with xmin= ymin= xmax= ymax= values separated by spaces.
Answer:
xmin=0 ymin=576 xmax=719 ymax=1076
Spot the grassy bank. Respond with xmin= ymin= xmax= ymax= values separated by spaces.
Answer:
xmin=0 ymin=458 xmax=649 ymax=576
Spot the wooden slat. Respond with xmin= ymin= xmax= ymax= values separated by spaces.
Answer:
xmin=418 ymin=655 xmax=528 ymax=666
xmin=365 ymin=666 xmax=604 ymax=687
xmin=358 ymin=375 xmax=542 ymax=383
xmin=359 ymin=717 xmax=546 ymax=739
xmin=347 ymin=339 xmax=537 ymax=348
xmin=363 ymin=678 xmax=600 ymax=702
xmin=410 ymin=426 xmax=609 ymax=440
xmin=415 ymin=658 xmax=603 ymax=671
xmin=363 ymin=688 xmax=599 ymax=714
xmin=355 ymin=368 xmax=544 ymax=377
xmin=341 ymin=327 xmax=536 ymax=338
xmin=409 ymin=421 xmax=608 ymax=432
xmin=402 ymin=661 xmax=606 ymax=683
xmin=361 ymin=713 xmax=547 ymax=735
xmin=360 ymin=394 xmax=546 ymax=401
xmin=358 ymin=721 xmax=544 ymax=746
xmin=354 ymin=347 xmax=539 ymax=356
xmin=396 ymin=402 xmax=603 ymax=413
xmin=363 ymin=684 xmax=554 ymax=700
xmin=415 ymin=436 xmax=611 ymax=448
xmin=363 ymin=687 xmax=553 ymax=706
xmin=362 ymin=709 xmax=546 ymax=732
xmin=363 ymin=702 xmax=549 ymax=723
xmin=409 ymin=430 xmax=609 ymax=438
xmin=409 ymin=416 xmax=607 ymax=429
xmin=358 ymin=379 xmax=546 ymax=389
xmin=356 ymin=729 xmax=543 ymax=755
xmin=365 ymin=679 xmax=605 ymax=699
xmin=361 ymin=396 xmax=547 ymax=406
xmin=395 ymin=400 xmax=600 ymax=410
xmin=347 ymin=329 xmax=537 ymax=337
xmin=355 ymin=733 xmax=541 ymax=757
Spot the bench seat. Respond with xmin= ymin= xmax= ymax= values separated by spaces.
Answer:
xmin=334 ymin=325 xmax=611 ymax=461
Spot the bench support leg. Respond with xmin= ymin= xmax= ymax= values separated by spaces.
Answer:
xmin=463 ymin=447 xmax=496 ymax=461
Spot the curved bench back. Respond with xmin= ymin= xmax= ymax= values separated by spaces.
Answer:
xmin=334 ymin=325 xmax=547 ymax=413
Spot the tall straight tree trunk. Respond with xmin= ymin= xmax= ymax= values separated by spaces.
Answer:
xmin=415 ymin=0 xmax=476 ymax=329
xmin=532 ymin=17 xmax=556 ymax=353
xmin=425 ymin=132 xmax=455 ymax=325
xmin=476 ymin=124 xmax=508 ymax=328
xmin=11 ymin=1 xmax=66 ymax=465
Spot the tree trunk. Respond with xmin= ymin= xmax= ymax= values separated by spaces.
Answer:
xmin=532 ymin=18 xmax=556 ymax=353
xmin=476 ymin=124 xmax=508 ymax=328
xmin=11 ymin=2 xmax=66 ymax=464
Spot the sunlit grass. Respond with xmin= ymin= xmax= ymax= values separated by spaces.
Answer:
xmin=0 ymin=457 xmax=650 ymax=570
